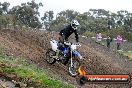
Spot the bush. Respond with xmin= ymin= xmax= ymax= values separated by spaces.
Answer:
xmin=120 ymin=31 xmax=132 ymax=42
xmin=101 ymin=29 xmax=132 ymax=42
xmin=104 ymin=29 xmax=123 ymax=38
xmin=0 ymin=15 xmax=9 ymax=29
xmin=100 ymin=32 xmax=107 ymax=38
xmin=83 ymin=31 xmax=95 ymax=37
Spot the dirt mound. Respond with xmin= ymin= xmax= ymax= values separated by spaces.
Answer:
xmin=0 ymin=29 xmax=131 ymax=88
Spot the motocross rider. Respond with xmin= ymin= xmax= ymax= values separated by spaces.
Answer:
xmin=56 ymin=20 xmax=80 ymax=58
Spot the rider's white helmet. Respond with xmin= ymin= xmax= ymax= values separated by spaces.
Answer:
xmin=71 ymin=20 xmax=80 ymax=30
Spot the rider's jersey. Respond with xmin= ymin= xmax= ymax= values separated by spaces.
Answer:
xmin=59 ymin=24 xmax=79 ymax=42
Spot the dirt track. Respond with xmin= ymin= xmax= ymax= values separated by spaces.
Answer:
xmin=0 ymin=29 xmax=132 ymax=88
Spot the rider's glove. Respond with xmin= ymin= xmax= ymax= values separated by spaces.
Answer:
xmin=76 ymin=42 xmax=81 ymax=46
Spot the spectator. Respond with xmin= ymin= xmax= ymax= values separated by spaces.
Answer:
xmin=106 ymin=36 xmax=112 ymax=48
xmin=116 ymin=35 xmax=123 ymax=50
xmin=96 ymin=33 xmax=102 ymax=42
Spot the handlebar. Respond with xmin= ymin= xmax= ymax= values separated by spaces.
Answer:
xmin=64 ymin=42 xmax=81 ymax=47
xmin=64 ymin=42 xmax=71 ymax=46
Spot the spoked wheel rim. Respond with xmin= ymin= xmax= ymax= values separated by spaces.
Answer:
xmin=46 ymin=49 xmax=56 ymax=64
xmin=68 ymin=59 xmax=80 ymax=77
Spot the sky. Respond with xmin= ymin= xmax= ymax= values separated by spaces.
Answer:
xmin=1 ymin=0 xmax=132 ymax=17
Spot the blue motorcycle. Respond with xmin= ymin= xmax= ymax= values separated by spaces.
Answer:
xmin=46 ymin=39 xmax=83 ymax=77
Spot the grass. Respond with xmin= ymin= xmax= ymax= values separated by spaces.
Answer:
xmin=0 ymin=48 xmax=73 ymax=88
xmin=95 ymin=41 xmax=105 ymax=46
xmin=118 ymin=50 xmax=132 ymax=61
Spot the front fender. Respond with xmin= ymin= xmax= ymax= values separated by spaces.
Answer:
xmin=72 ymin=50 xmax=81 ymax=58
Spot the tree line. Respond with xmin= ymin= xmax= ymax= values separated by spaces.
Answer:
xmin=0 ymin=0 xmax=132 ymax=41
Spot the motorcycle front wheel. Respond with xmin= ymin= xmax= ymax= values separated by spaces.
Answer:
xmin=67 ymin=58 xmax=80 ymax=77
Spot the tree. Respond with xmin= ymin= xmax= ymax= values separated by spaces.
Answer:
xmin=46 ymin=10 xmax=79 ymax=31
xmin=41 ymin=11 xmax=54 ymax=30
xmin=58 ymin=10 xmax=79 ymax=21
xmin=49 ymin=16 xmax=67 ymax=31
xmin=0 ymin=2 xmax=10 ymax=15
xmin=0 ymin=15 xmax=9 ymax=29
xmin=9 ymin=0 xmax=43 ymax=28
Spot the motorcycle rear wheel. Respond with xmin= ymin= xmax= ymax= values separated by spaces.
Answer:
xmin=45 ymin=49 xmax=56 ymax=64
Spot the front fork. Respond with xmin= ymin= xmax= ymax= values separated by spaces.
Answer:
xmin=70 ymin=50 xmax=73 ymax=67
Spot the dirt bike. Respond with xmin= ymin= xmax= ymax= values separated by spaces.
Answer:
xmin=46 ymin=39 xmax=83 ymax=77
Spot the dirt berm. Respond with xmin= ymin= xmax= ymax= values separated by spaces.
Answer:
xmin=0 ymin=28 xmax=132 ymax=88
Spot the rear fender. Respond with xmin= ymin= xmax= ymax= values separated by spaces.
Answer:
xmin=50 ymin=40 xmax=58 ymax=52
